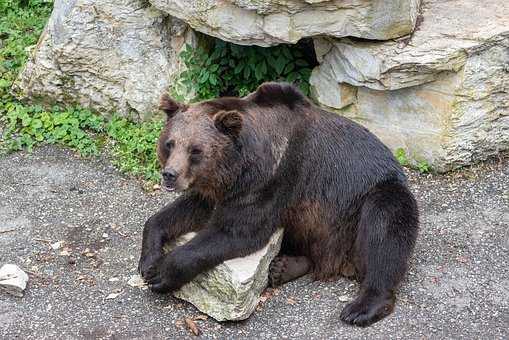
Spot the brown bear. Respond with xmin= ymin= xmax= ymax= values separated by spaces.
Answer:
xmin=138 ymin=82 xmax=419 ymax=327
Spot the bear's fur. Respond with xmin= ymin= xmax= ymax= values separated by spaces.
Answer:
xmin=139 ymin=82 xmax=419 ymax=327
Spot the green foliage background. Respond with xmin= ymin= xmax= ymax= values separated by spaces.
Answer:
xmin=175 ymin=39 xmax=313 ymax=101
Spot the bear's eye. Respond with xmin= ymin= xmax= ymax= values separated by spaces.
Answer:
xmin=165 ymin=140 xmax=175 ymax=150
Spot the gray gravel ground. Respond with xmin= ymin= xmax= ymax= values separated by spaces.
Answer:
xmin=0 ymin=145 xmax=508 ymax=339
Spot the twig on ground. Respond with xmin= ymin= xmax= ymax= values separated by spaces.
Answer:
xmin=0 ymin=228 xmax=18 ymax=234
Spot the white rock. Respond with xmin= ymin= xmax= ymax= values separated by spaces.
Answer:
xmin=338 ymin=295 xmax=350 ymax=302
xmin=310 ymin=0 xmax=509 ymax=171
xmin=105 ymin=290 xmax=122 ymax=300
xmin=50 ymin=241 xmax=63 ymax=250
xmin=15 ymin=0 xmax=196 ymax=119
xmin=172 ymin=229 xmax=284 ymax=321
xmin=149 ymin=0 xmax=421 ymax=46
xmin=0 ymin=264 xmax=29 ymax=297
xmin=127 ymin=274 xmax=147 ymax=289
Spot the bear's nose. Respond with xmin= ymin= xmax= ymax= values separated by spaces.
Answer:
xmin=162 ymin=169 xmax=178 ymax=182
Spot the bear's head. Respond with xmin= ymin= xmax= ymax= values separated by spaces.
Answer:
xmin=157 ymin=94 xmax=244 ymax=198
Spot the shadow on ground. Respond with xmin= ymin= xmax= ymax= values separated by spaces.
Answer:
xmin=1 ymin=146 xmax=508 ymax=339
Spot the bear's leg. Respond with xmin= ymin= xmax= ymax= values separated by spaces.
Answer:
xmin=145 ymin=225 xmax=277 ymax=293
xmin=340 ymin=181 xmax=419 ymax=327
xmin=138 ymin=194 xmax=213 ymax=279
xmin=269 ymin=256 xmax=312 ymax=287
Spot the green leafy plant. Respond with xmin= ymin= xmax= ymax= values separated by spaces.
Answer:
xmin=417 ymin=160 xmax=431 ymax=174
xmin=394 ymin=148 xmax=432 ymax=173
xmin=1 ymin=103 xmax=104 ymax=156
xmin=0 ymin=103 xmax=164 ymax=182
xmin=395 ymin=148 xmax=409 ymax=167
xmin=0 ymin=0 xmax=52 ymax=102
xmin=106 ymin=117 xmax=163 ymax=182
xmin=175 ymin=39 xmax=313 ymax=101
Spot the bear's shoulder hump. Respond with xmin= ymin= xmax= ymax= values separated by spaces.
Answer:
xmin=246 ymin=82 xmax=310 ymax=109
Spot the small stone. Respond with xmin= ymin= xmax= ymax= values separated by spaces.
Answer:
xmin=59 ymin=249 xmax=71 ymax=256
xmin=51 ymin=241 xmax=63 ymax=250
xmin=105 ymin=290 xmax=122 ymax=300
xmin=338 ymin=295 xmax=351 ymax=302
xmin=0 ymin=264 xmax=29 ymax=297
xmin=127 ymin=274 xmax=147 ymax=289
xmin=193 ymin=315 xmax=208 ymax=321
xmin=286 ymin=297 xmax=297 ymax=305
xmin=172 ymin=229 xmax=284 ymax=321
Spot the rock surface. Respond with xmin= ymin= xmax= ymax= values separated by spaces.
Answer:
xmin=15 ymin=0 xmax=195 ymax=120
xmin=171 ymin=229 xmax=284 ymax=321
xmin=310 ymin=0 xmax=509 ymax=171
xmin=0 ymin=264 xmax=29 ymax=297
xmin=149 ymin=0 xmax=421 ymax=46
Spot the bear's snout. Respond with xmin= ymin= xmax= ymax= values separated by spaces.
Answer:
xmin=161 ymin=168 xmax=178 ymax=191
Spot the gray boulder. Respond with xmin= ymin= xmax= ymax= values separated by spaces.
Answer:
xmin=171 ymin=229 xmax=284 ymax=321
xmin=15 ymin=0 xmax=195 ymax=119
xmin=149 ymin=0 xmax=421 ymax=46
xmin=310 ymin=0 xmax=509 ymax=171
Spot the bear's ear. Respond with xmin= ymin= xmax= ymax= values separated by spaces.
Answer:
xmin=213 ymin=110 xmax=243 ymax=137
xmin=159 ymin=93 xmax=183 ymax=118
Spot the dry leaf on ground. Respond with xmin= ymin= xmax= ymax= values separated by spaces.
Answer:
xmin=185 ymin=317 xmax=201 ymax=336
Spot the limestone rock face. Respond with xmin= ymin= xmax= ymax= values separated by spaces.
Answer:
xmin=171 ymin=229 xmax=284 ymax=321
xmin=149 ymin=0 xmax=421 ymax=46
xmin=310 ymin=0 xmax=509 ymax=171
xmin=15 ymin=0 xmax=195 ymax=119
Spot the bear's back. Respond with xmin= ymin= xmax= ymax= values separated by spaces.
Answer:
xmin=239 ymin=84 xmax=406 ymax=208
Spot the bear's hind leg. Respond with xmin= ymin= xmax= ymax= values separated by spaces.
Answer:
xmin=269 ymin=256 xmax=312 ymax=287
xmin=340 ymin=181 xmax=418 ymax=327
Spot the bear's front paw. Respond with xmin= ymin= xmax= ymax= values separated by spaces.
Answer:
xmin=144 ymin=256 xmax=185 ymax=294
xmin=138 ymin=251 xmax=162 ymax=280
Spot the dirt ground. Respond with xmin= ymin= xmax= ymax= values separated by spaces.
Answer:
xmin=0 ymin=146 xmax=508 ymax=339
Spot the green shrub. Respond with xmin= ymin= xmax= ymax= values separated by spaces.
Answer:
xmin=175 ymin=39 xmax=313 ymax=101
xmin=0 ymin=102 xmax=164 ymax=181
xmin=106 ymin=117 xmax=163 ymax=182
xmin=1 ymin=103 xmax=104 ymax=156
